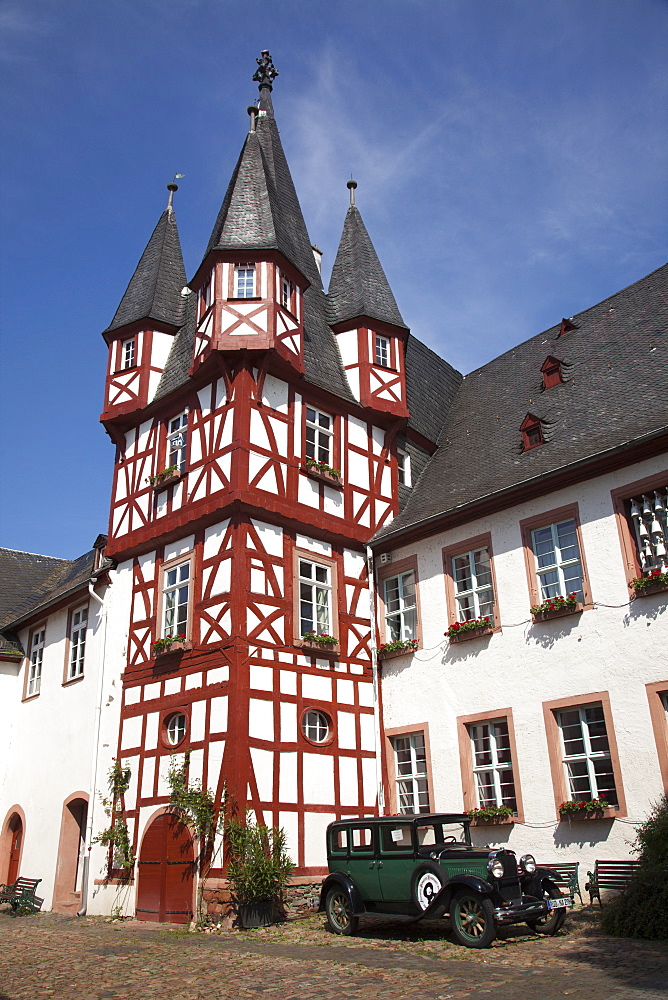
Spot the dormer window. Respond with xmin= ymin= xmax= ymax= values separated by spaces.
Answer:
xmin=375 ymin=335 xmax=390 ymax=367
xmin=121 ymin=338 xmax=136 ymax=370
xmin=397 ymin=449 xmax=411 ymax=486
xmin=281 ymin=275 xmax=293 ymax=311
xmin=541 ymin=356 xmax=563 ymax=390
xmin=234 ymin=264 xmax=256 ymax=298
xmin=520 ymin=413 xmax=544 ymax=451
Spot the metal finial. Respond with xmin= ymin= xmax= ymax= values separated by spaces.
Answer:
xmin=347 ymin=179 xmax=358 ymax=206
xmin=247 ymin=104 xmax=259 ymax=132
xmin=253 ymin=50 xmax=279 ymax=90
xmin=167 ymin=174 xmax=184 ymax=210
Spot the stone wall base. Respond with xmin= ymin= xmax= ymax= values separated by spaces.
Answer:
xmin=202 ymin=879 xmax=322 ymax=926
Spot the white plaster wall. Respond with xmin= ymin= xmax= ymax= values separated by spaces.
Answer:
xmin=380 ymin=455 xmax=668 ymax=872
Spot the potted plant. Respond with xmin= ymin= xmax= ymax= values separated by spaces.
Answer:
xmin=530 ymin=592 xmax=581 ymax=622
xmin=152 ymin=634 xmax=187 ymax=657
xmin=559 ymin=797 xmax=609 ymax=821
xmin=302 ymin=459 xmax=343 ymax=487
xmin=467 ymin=805 xmax=514 ymax=825
xmin=146 ymin=465 xmax=181 ymax=489
xmin=631 ymin=568 xmax=668 ymax=597
xmin=377 ymin=638 xmax=419 ymax=660
xmin=300 ymin=632 xmax=338 ymax=650
xmin=226 ymin=816 xmax=294 ymax=929
xmin=446 ymin=617 xmax=494 ymax=642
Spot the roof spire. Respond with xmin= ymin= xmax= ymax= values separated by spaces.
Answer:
xmin=347 ymin=178 xmax=357 ymax=207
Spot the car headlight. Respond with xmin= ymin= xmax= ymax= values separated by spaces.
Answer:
xmin=487 ymin=858 xmax=504 ymax=879
xmin=520 ymin=854 xmax=536 ymax=873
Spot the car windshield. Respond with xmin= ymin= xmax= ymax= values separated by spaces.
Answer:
xmin=416 ymin=820 xmax=469 ymax=847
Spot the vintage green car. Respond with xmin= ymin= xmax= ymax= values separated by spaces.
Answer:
xmin=319 ymin=813 xmax=572 ymax=948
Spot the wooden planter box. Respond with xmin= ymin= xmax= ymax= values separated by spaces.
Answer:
xmin=297 ymin=639 xmax=339 ymax=655
xmin=152 ymin=640 xmax=189 ymax=658
xmin=151 ymin=470 xmax=181 ymax=490
xmin=532 ymin=603 xmax=582 ymax=623
xmin=448 ymin=626 xmax=494 ymax=643
xmin=559 ymin=808 xmax=611 ymax=822
xmin=378 ymin=645 xmax=418 ymax=661
xmin=469 ymin=815 xmax=514 ymax=827
xmin=632 ymin=579 xmax=668 ymax=598
xmin=301 ymin=465 xmax=343 ymax=490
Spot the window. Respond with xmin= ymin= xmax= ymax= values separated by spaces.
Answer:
xmin=165 ymin=712 xmax=187 ymax=746
xmin=305 ymin=406 xmax=333 ymax=466
xmin=375 ymin=335 xmax=389 ymax=367
xmin=469 ymin=719 xmax=517 ymax=810
xmin=167 ymin=412 xmax=188 ymax=473
xmin=298 ymin=558 xmax=332 ymax=636
xmin=397 ymin=449 xmax=411 ymax=487
xmin=383 ymin=571 xmax=417 ymax=641
xmin=531 ymin=518 xmax=583 ymax=603
xmin=281 ymin=274 xmax=293 ymax=310
xmin=541 ymin=356 xmax=563 ymax=389
xmin=557 ymin=704 xmax=618 ymax=805
xmin=234 ymin=263 xmax=256 ymax=298
xmin=452 ymin=547 xmax=494 ymax=621
xmin=646 ymin=682 xmax=668 ymax=794
xmin=162 ymin=561 xmax=190 ymax=639
xmin=391 ymin=733 xmax=430 ymax=814
xmin=301 ymin=709 xmax=331 ymax=744
xmin=628 ymin=488 xmax=668 ymax=575
xmin=520 ymin=412 xmax=544 ymax=451
xmin=27 ymin=628 xmax=45 ymax=697
xmin=121 ymin=338 xmax=135 ymax=370
xmin=68 ymin=606 xmax=88 ymax=680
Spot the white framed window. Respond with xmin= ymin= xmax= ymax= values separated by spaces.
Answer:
xmin=662 ymin=691 xmax=668 ymax=718
xmin=281 ymin=274 xmax=293 ymax=310
xmin=302 ymin=709 xmax=330 ymax=743
xmin=28 ymin=628 xmax=45 ymax=697
xmin=165 ymin=712 xmax=187 ymax=746
xmin=397 ymin=449 xmax=411 ymax=487
xmin=305 ymin=406 xmax=333 ymax=466
xmin=557 ymin=704 xmax=618 ymax=805
xmin=68 ymin=606 xmax=88 ymax=680
xmin=234 ymin=263 xmax=256 ymax=298
xmin=298 ymin=558 xmax=332 ymax=636
xmin=392 ymin=733 xmax=429 ymax=814
xmin=531 ymin=519 xmax=583 ymax=602
xmin=375 ymin=334 xmax=390 ymax=367
xmin=452 ymin=547 xmax=494 ymax=620
xmin=383 ymin=571 xmax=416 ymax=641
xmin=167 ymin=411 xmax=188 ymax=473
xmin=469 ymin=719 xmax=517 ymax=810
xmin=162 ymin=561 xmax=190 ymax=639
xmin=121 ymin=338 xmax=135 ymax=370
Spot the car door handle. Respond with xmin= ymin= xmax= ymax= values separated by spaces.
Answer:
xmin=368 ymin=861 xmax=375 ymax=868
xmin=377 ymin=862 xmax=383 ymax=868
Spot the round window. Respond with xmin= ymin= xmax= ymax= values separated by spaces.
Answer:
xmin=165 ymin=712 xmax=187 ymax=746
xmin=302 ymin=709 xmax=330 ymax=744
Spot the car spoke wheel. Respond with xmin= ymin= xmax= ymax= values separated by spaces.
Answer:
xmin=325 ymin=888 xmax=358 ymax=936
xmin=526 ymin=880 xmax=567 ymax=935
xmin=450 ymin=889 xmax=496 ymax=948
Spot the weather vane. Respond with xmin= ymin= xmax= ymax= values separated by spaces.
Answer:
xmin=253 ymin=50 xmax=278 ymax=90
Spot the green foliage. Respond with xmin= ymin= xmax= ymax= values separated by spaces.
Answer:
xmin=166 ymin=756 xmax=220 ymax=842
xmin=301 ymin=632 xmax=338 ymax=646
xmin=601 ymin=794 xmax=668 ymax=940
xmin=93 ymin=760 xmax=135 ymax=871
xmin=226 ymin=816 xmax=294 ymax=905
xmin=467 ymin=805 xmax=513 ymax=820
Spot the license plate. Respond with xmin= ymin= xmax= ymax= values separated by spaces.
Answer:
xmin=547 ymin=896 xmax=572 ymax=910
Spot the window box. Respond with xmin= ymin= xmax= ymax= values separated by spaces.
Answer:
xmin=448 ymin=623 xmax=494 ymax=643
xmin=558 ymin=801 xmax=614 ymax=822
xmin=301 ymin=462 xmax=343 ymax=489
xmin=468 ymin=814 xmax=515 ymax=827
xmin=298 ymin=633 xmax=338 ymax=652
xmin=378 ymin=640 xmax=418 ymax=661
xmin=151 ymin=638 xmax=190 ymax=658
xmin=148 ymin=467 xmax=181 ymax=490
xmin=531 ymin=597 xmax=582 ymax=622
xmin=631 ymin=572 xmax=668 ymax=598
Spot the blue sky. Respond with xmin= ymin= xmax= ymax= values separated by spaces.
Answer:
xmin=1 ymin=0 xmax=666 ymax=558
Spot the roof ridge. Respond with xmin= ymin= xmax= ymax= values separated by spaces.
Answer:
xmin=0 ymin=548 xmax=71 ymax=560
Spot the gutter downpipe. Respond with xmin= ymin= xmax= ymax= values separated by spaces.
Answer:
xmin=78 ymin=578 xmax=108 ymax=917
xmin=366 ymin=545 xmax=385 ymax=817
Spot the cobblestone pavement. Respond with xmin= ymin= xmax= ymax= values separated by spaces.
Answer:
xmin=0 ymin=907 xmax=666 ymax=1000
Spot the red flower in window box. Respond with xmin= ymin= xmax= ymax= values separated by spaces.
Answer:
xmin=446 ymin=617 xmax=493 ymax=642
xmin=631 ymin=570 xmax=668 ymax=597
xmin=530 ymin=593 xmax=582 ymax=621
xmin=152 ymin=634 xmax=188 ymax=656
xmin=377 ymin=639 xmax=418 ymax=659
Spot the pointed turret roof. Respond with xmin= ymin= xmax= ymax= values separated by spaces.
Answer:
xmin=327 ymin=201 xmax=407 ymax=329
xmin=105 ymin=198 xmax=187 ymax=334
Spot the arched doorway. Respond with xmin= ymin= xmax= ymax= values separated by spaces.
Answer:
xmin=53 ymin=795 xmax=88 ymax=914
xmin=136 ymin=813 xmax=195 ymax=923
xmin=6 ymin=814 xmax=23 ymax=885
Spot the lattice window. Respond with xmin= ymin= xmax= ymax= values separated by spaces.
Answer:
xmin=121 ymin=338 xmax=135 ymax=370
xmin=234 ymin=263 xmax=256 ymax=298
xmin=384 ymin=571 xmax=417 ymax=641
xmin=305 ymin=407 xmax=332 ymax=466
xmin=68 ymin=606 xmax=88 ymax=680
xmin=469 ymin=719 xmax=517 ymax=810
xmin=531 ymin=519 xmax=583 ymax=602
xmin=299 ymin=558 xmax=331 ymax=636
xmin=375 ymin=334 xmax=389 ymax=367
xmin=28 ymin=628 xmax=45 ymax=697
xmin=163 ymin=561 xmax=190 ymax=639
xmin=557 ymin=704 xmax=618 ymax=805
xmin=452 ymin=547 xmax=494 ymax=621
xmin=392 ymin=733 xmax=430 ymax=814
xmin=167 ymin=412 xmax=188 ymax=473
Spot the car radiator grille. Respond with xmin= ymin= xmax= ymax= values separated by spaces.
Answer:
xmin=499 ymin=854 xmax=522 ymax=902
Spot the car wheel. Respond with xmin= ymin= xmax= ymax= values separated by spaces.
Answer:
xmin=325 ymin=887 xmax=359 ymax=936
xmin=411 ymin=863 xmax=446 ymax=913
xmin=449 ymin=889 xmax=496 ymax=948
xmin=526 ymin=880 xmax=567 ymax=935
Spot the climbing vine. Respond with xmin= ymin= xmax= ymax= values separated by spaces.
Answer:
xmin=93 ymin=760 xmax=135 ymax=872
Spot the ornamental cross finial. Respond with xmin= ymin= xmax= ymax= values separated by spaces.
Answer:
xmin=253 ymin=50 xmax=279 ymax=90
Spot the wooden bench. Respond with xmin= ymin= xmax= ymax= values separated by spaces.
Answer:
xmin=538 ymin=861 xmax=582 ymax=903
xmin=585 ymin=860 xmax=640 ymax=905
xmin=0 ymin=877 xmax=43 ymax=916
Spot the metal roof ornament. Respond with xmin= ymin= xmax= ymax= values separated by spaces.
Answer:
xmin=347 ymin=179 xmax=357 ymax=207
xmin=253 ymin=50 xmax=279 ymax=91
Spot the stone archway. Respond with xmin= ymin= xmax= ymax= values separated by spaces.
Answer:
xmin=135 ymin=813 xmax=195 ymax=923
xmin=52 ymin=794 xmax=88 ymax=914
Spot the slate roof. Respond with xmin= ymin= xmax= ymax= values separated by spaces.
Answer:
xmin=376 ymin=262 xmax=668 ymax=541
xmin=0 ymin=545 xmax=109 ymax=654
xmin=327 ymin=205 xmax=407 ymax=330
xmin=105 ymin=205 xmax=187 ymax=334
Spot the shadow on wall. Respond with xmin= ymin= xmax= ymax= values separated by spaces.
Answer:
xmin=553 ymin=817 xmax=615 ymax=850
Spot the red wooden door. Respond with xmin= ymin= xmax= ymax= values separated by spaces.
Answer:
xmin=136 ymin=814 xmax=194 ymax=923
xmin=7 ymin=815 xmax=22 ymax=885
